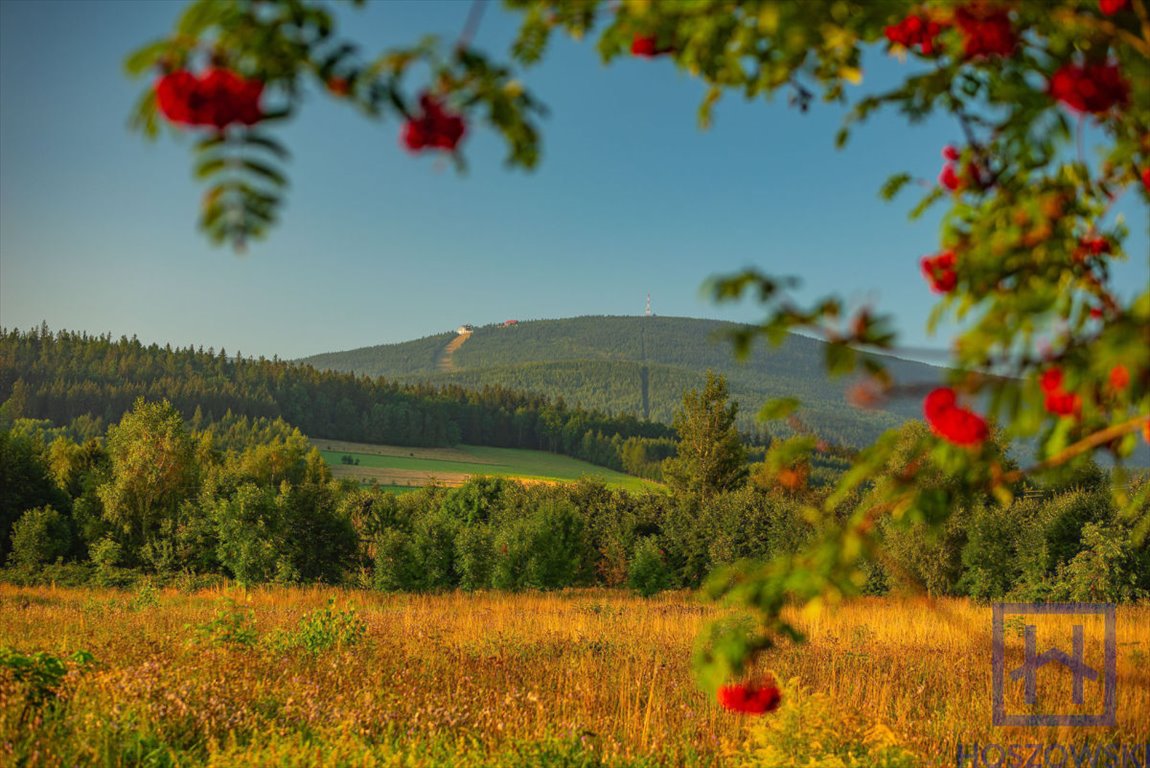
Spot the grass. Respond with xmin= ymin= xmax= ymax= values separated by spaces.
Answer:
xmin=314 ymin=438 xmax=661 ymax=492
xmin=2 ymin=586 xmax=1147 ymax=766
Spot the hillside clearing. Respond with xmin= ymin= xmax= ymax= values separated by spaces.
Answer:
xmin=314 ymin=438 xmax=661 ymax=492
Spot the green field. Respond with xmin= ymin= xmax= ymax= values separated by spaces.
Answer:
xmin=314 ymin=438 xmax=661 ymax=492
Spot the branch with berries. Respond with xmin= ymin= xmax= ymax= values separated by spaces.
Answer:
xmin=127 ymin=0 xmax=1150 ymax=716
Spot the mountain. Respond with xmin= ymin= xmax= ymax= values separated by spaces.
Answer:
xmin=301 ymin=316 xmax=947 ymax=447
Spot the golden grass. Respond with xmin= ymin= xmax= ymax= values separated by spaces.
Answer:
xmin=1 ymin=585 xmax=1147 ymax=766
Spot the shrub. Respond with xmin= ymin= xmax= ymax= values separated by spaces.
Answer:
xmin=89 ymin=536 xmax=123 ymax=570
xmin=1050 ymin=522 xmax=1148 ymax=602
xmin=294 ymin=600 xmax=367 ymax=655
xmin=455 ymin=524 xmax=495 ymax=591
xmin=524 ymin=500 xmax=589 ymax=590
xmin=0 ymin=647 xmax=95 ymax=724
xmin=492 ymin=519 xmax=534 ymax=592
xmin=411 ymin=508 xmax=459 ymax=590
xmin=195 ymin=598 xmax=259 ymax=647
xmin=628 ymin=536 xmax=672 ymax=597
xmin=8 ymin=505 xmax=71 ymax=568
xmin=373 ymin=528 xmax=420 ymax=592
xmin=736 ymin=679 xmax=920 ymax=768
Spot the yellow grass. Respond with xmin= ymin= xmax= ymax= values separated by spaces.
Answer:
xmin=1 ymin=585 xmax=1147 ymax=766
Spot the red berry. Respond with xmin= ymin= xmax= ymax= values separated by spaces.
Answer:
xmin=155 ymin=70 xmax=199 ymax=126
xmin=717 ymin=682 xmax=782 ymax=715
xmin=1110 ymin=365 xmax=1130 ymax=391
xmin=402 ymin=94 xmax=466 ymax=153
xmin=939 ymin=163 xmax=961 ymax=191
xmin=1100 ymin=0 xmax=1128 ymax=14
xmin=1050 ymin=62 xmax=1129 ymax=114
xmin=884 ymin=14 xmax=948 ymax=56
xmin=943 ymin=145 xmax=961 ymax=162
xmin=924 ymin=387 xmax=989 ymax=447
xmin=1040 ymin=368 xmax=1064 ymax=394
xmin=954 ymin=5 xmax=1017 ymax=59
xmin=921 ymin=251 xmax=958 ymax=293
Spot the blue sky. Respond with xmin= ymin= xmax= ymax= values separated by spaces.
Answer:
xmin=1 ymin=0 xmax=1146 ymax=361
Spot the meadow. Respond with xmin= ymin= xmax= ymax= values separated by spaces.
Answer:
xmin=2 ymin=584 xmax=1147 ymax=767
xmin=313 ymin=438 xmax=660 ymax=492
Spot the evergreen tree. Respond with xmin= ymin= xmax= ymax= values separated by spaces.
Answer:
xmin=662 ymin=371 xmax=746 ymax=499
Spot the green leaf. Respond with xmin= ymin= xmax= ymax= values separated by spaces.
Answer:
xmin=879 ymin=172 xmax=912 ymax=201
xmin=124 ymin=39 xmax=171 ymax=77
xmin=758 ymin=397 xmax=801 ymax=422
xmin=242 ymin=133 xmax=292 ymax=162
xmin=194 ymin=156 xmax=229 ymax=181
xmin=240 ymin=159 xmax=289 ymax=187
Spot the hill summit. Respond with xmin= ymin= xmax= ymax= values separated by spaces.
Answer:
xmin=301 ymin=316 xmax=945 ymax=446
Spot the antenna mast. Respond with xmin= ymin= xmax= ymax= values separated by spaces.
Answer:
xmin=645 ymin=293 xmax=652 ymax=317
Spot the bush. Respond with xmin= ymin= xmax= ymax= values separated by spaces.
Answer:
xmin=455 ymin=524 xmax=495 ymax=591
xmin=264 ymin=597 xmax=363 ymax=653
xmin=492 ymin=520 xmax=534 ymax=592
xmin=211 ymin=484 xmax=281 ymax=584
xmin=524 ymin=500 xmax=589 ymax=590
xmin=373 ymin=528 xmax=420 ymax=592
xmin=1050 ymin=522 xmax=1148 ymax=602
xmin=8 ymin=505 xmax=71 ymax=568
xmin=89 ymin=536 xmax=123 ymax=570
xmin=736 ymin=680 xmax=920 ymax=768
xmin=411 ymin=508 xmax=459 ymax=590
xmin=628 ymin=536 xmax=672 ymax=597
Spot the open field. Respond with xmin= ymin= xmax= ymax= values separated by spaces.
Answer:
xmin=313 ymin=438 xmax=661 ymax=492
xmin=2 ymin=585 xmax=1148 ymax=767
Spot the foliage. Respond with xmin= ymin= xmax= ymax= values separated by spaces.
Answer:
xmin=8 ymin=506 xmax=71 ymax=568
xmin=194 ymin=599 xmax=259 ymax=647
xmin=0 ymin=326 xmax=675 ymax=470
xmin=0 ymin=430 xmax=68 ymax=564
xmin=627 ymin=536 xmax=672 ymax=598
xmin=121 ymin=0 xmax=1150 ymax=698
xmin=662 ymin=372 xmax=748 ymax=499
xmin=0 ymin=647 xmax=94 ymax=725
xmin=98 ymin=398 xmax=196 ymax=556
xmin=734 ymin=680 xmax=920 ymax=768
xmin=455 ymin=523 xmax=495 ymax=592
xmin=269 ymin=600 xmax=367 ymax=656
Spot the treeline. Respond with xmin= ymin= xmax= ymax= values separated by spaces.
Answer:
xmin=2 ymin=400 xmax=1145 ymax=603
xmin=0 ymin=326 xmax=672 ymax=470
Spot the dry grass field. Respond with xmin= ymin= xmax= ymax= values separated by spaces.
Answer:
xmin=1 ymin=584 xmax=1147 ymax=767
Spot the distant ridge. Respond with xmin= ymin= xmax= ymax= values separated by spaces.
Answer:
xmin=301 ymin=315 xmax=947 ymax=447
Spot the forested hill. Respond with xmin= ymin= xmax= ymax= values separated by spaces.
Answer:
xmin=0 ymin=327 xmax=671 ymax=467
xmin=301 ymin=316 xmax=946 ymax=447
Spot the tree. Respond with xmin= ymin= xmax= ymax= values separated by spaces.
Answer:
xmin=8 ymin=506 xmax=71 ymax=569
xmin=97 ymin=398 xmax=196 ymax=556
xmin=662 ymin=372 xmax=747 ymax=499
xmin=0 ymin=431 xmax=67 ymax=564
xmin=126 ymin=0 xmax=1149 ymax=696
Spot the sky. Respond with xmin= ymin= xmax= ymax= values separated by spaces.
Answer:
xmin=1 ymin=0 xmax=1146 ymax=362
